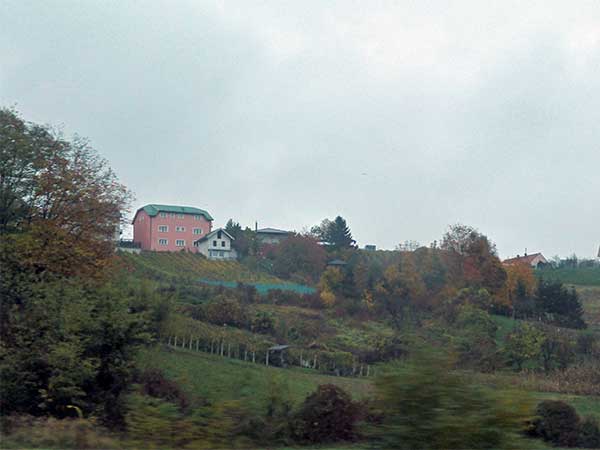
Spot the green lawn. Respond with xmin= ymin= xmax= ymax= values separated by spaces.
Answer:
xmin=140 ymin=346 xmax=599 ymax=418
xmin=138 ymin=346 xmax=372 ymax=412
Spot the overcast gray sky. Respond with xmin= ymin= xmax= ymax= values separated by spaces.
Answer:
xmin=1 ymin=0 xmax=599 ymax=258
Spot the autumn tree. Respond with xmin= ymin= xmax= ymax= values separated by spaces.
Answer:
xmin=373 ymin=256 xmax=426 ymax=327
xmin=269 ymin=234 xmax=326 ymax=283
xmin=0 ymin=107 xmax=131 ymax=279
xmin=503 ymin=262 xmax=537 ymax=318
xmin=441 ymin=224 xmax=507 ymax=303
xmin=0 ymin=108 xmax=142 ymax=426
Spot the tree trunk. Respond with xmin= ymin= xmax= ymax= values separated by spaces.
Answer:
xmin=266 ymin=351 xmax=269 ymax=366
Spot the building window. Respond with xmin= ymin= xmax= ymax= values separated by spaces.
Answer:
xmin=213 ymin=240 xmax=217 ymax=247
xmin=168 ymin=213 xmax=175 ymax=218
xmin=217 ymin=230 xmax=222 ymax=239
xmin=158 ymin=238 xmax=168 ymax=245
xmin=221 ymin=241 xmax=226 ymax=247
xmin=176 ymin=239 xmax=185 ymax=247
xmin=219 ymin=251 xmax=224 ymax=257
xmin=139 ymin=215 xmax=144 ymax=221
xmin=193 ymin=215 xmax=201 ymax=220
xmin=193 ymin=228 xmax=202 ymax=235
xmin=159 ymin=212 xmax=166 ymax=218
xmin=177 ymin=213 xmax=185 ymax=219
xmin=176 ymin=226 xmax=185 ymax=232
xmin=158 ymin=225 xmax=168 ymax=232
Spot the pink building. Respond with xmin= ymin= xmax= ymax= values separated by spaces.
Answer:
xmin=132 ymin=204 xmax=213 ymax=252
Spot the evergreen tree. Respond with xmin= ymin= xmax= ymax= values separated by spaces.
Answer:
xmin=323 ymin=216 xmax=356 ymax=249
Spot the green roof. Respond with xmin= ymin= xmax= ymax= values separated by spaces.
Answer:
xmin=136 ymin=204 xmax=213 ymax=221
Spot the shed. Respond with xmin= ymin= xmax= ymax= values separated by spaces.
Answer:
xmin=267 ymin=344 xmax=291 ymax=367
xmin=327 ymin=259 xmax=347 ymax=268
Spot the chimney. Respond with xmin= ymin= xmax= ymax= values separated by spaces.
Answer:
xmin=255 ymin=221 xmax=258 ymax=232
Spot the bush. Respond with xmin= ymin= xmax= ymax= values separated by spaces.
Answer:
xmin=579 ymin=416 xmax=600 ymax=449
xmin=203 ymin=297 xmax=247 ymax=327
xmin=138 ymin=368 xmax=189 ymax=411
xmin=251 ymin=311 xmax=275 ymax=334
xmin=293 ymin=384 xmax=358 ymax=443
xmin=531 ymin=400 xmax=580 ymax=447
xmin=372 ymin=352 xmax=533 ymax=449
xmin=1 ymin=416 xmax=118 ymax=449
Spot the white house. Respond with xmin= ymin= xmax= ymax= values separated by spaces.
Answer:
xmin=194 ymin=228 xmax=237 ymax=260
xmin=503 ymin=252 xmax=548 ymax=268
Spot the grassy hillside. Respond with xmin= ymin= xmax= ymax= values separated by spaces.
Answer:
xmin=142 ymin=346 xmax=599 ymax=422
xmin=577 ymin=285 xmax=600 ymax=331
xmin=536 ymin=266 xmax=600 ymax=286
xmin=138 ymin=346 xmax=372 ymax=412
xmin=118 ymin=251 xmax=283 ymax=284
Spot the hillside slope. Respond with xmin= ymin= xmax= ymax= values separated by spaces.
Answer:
xmin=118 ymin=251 xmax=283 ymax=284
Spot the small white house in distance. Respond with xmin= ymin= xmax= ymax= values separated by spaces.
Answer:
xmin=194 ymin=228 xmax=237 ymax=260
xmin=256 ymin=227 xmax=291 ymax=244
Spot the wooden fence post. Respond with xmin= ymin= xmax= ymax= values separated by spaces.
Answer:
xmin=266 ymin=350 xmax=269 ymax=366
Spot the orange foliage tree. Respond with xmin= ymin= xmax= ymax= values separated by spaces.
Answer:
xmin=0 ymin=107 xmax=131 ymax=280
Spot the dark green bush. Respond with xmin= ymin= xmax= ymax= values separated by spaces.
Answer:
xmin=138 ymin=368 xmax=189 ymax=411
xmin=579 ymin=416 xmax=600 ymax=449
xmin=531 ymin=400 xmax=580 ymax=447
xmin=293 ymin=384 xmax=358 ymax=443
xmin=373 ymin=352 xmax=533 ymax=449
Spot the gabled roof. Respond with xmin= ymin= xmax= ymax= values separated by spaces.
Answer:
xmin=193 ymin=228 xmax=235 ymax=245
xmin=503 ymin=253 xmax=546 ymax=265
xmin=132 ymin=204 xmax=213 ymax=223
xmin=256 ymin=227 xmax=290 ymax=235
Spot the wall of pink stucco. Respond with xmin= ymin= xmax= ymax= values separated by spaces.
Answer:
xmin=133 ymin=210 xmax=212 ymax=252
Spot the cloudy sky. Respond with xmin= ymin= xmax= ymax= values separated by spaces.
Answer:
xmin=1 ymin=1 xmax=599 ymax=258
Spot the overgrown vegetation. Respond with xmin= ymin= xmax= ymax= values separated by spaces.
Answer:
xmin=2 ymin=108 xmax=599 ymax=449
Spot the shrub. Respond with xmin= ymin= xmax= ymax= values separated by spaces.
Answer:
xmin=579 ymin=416 xmax=600 ymax=449
xmin=138 ymin=368 xmax=189 ymax=411
xmin=1 ymin=415 xmax=118 ymax=449
xmin=531 ymin=400 xmax=580 ymax=447
xmin=251 ymin=311 xmax=275 ymax=334
xmin=372 ymin=352 xmax=533 ymax=449
xmin=293 ymin=384 xmax=358 ymax=443
xmin=204 ymin=297 xmax=247 ymax=327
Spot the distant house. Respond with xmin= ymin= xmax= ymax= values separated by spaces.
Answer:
xmin=132 ymin=204 xmax=213 ymax=252
xmin=256 ymin=227 xmax=291 ymax=244
xmin=364 ymin=244 xmax=377 ymax=251
xmin=327 ymin=259 xmax=347 ymax=268
xmin=503 ymin=252 xmax=548 ymax=269
xmin=194 ymin=228 xmax=237 ymax=260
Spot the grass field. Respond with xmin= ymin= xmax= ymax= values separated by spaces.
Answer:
xmin=536 ymin=267 xmax=600 ymax=286
xmin=576 ymin=285 xmax=600 ymax=331
xmin=140 ymin=346 xmax=599 ymax=421
xmin=138 ymin=346 xmax=373 ymax=412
